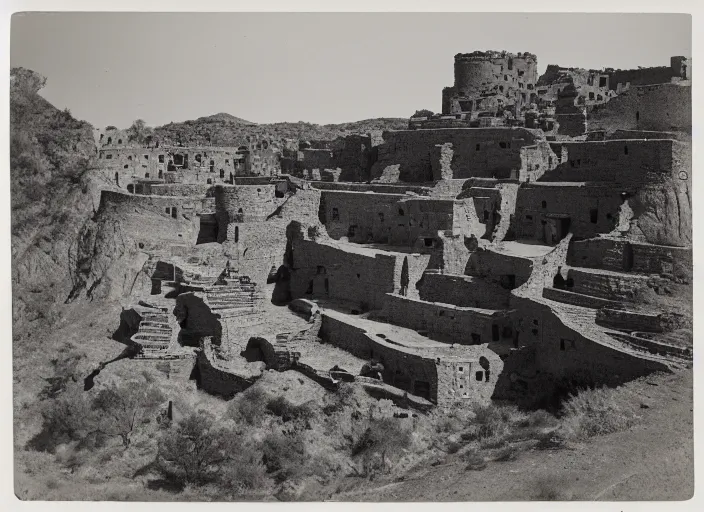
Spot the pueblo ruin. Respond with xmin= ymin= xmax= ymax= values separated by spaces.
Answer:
xmin=92 ymin=49 xmax=692 ymax=410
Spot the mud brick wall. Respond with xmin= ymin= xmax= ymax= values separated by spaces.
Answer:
xmin=319 ymin=190 xmax=469 ymax=249
xmin=595 ymin=308 xmax=664 ymax=333
xmin=98 ymin=190 xmax=204 ymax=249
xmin=150 ymin=184 xmax=215 ymax=197
xmin=542 ymin=139 xmax=675 ymax=183
xmin=418 ymin=272 xmax=513 ymax=309
xmin=509 ymin=296 xmax=668 ymax=386
xmin=383 ymin=293 xmax=513 ymax=346
xmin=513 ymin=184 xmax=624 ymax=241
xmin=290 ymin=239 xmax=406 ymax=310
xmin=465 ymin=247 xmax=534 ymax=286
xmin=370 ymin=128 xmax=543 ymax=182
xmin=299 ymin=149 xmax=334 ymax=172
xmin=565 ymin=267 xmax=650 ymax=300
xmin=311 ymin=181 xmax=432 ymax=195
xmin=319 ymin=314 xmax=440 ymax=402
xmin=588 ymin=84 xmax=691 ymax=133
xmin=568 ymin=238 xmax=692 ymax=275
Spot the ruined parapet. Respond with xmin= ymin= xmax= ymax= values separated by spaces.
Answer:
xmin=430 ymin=143 xmax=454 ymax=181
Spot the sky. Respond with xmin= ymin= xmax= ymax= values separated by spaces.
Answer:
xmin=10 ymin=12 xmax=692 ymax=129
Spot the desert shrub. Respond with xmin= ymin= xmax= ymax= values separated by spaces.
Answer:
xmin=265 ymin=396 xmax=314 ymax=424
xmin=26 ymin=389 xmax=91 ymax=453
xmin=261 ymin=430 xmax=307 ymax=482
xmin=462 ymin=449 xmax=487 ymax=471
xmin=351 ymin=417 xmax=412 ymax=477
xmin=532 ymin=475 xmax=569 ymax=500
xmin=227 ymin=387 xmax=269 ymax=425
xmin=472 ymin=403 xmax=509 ymax=440
xmin=219 ymin=443 xmax=269 ymax=493
xmin=157 ymin=411 xmax=240 ymax=485
xmin=560 ymin=386 xmax=638 ymax=439
xmin=493 ymin=445 xmax=519 ymax=462
xmin=446 ymin=440 xmax=463 ymax=454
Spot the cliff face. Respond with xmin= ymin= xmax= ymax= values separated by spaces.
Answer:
xmin=10 ymin=68 xmax=99 ymax=330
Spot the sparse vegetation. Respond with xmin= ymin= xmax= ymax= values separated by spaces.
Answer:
xmin=560 ymin=386 xmax=639 ymax=440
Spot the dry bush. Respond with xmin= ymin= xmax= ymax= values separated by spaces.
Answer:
xmin=226 ymin=387 xmax=269 ymax=425
xmin=265 ymin=396 xmax=315 ymax=425
xmin=261 ymin=429 xmax=307 ymax=483
xmin=462 ymin=449 xmax=487 ymax=471
xmin=560 ymin=386 xmax=638 ymax=440
xmin=493 ymin=445 xmax=519 ymax=462
xmin=532 ymin=475 xmax=570 ymax=500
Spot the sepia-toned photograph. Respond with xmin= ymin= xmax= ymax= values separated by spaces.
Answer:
xmin=8 ymin=5 xmax=695 ymax=503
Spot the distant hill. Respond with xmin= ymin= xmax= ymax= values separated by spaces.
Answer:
xmin=153 ymin=115 xmax=408 ymax=146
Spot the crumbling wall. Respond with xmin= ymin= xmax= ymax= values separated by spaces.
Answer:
xmin=568 ymin=238 xmax=692 ymax=276
xmin=319 ymin=314 xmax=439 ymax=400
xmin=541 ymin=139 xmax=677 ymax=183
xmin=383 ymin=293 xmax=512 ymax=346
xmin=370 ymin=128 xmax=543 ymax=182
xmin=418 ymin=272 xmax=513 ymax=309
xmin=289 ymin=238 xmax=404 ymax=310
xmin=588 ymin=84 xmax=691 ymax=134
xmin=430 ymin=143 xmax=454 ymax=181
xmin=513 ymin=184 xmax=625 ymax=242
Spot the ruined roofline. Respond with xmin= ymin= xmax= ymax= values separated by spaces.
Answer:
xmin=454 ymin=50 xmax=537 ymax=62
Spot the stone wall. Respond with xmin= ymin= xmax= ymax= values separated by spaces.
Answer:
xmin=319 ymin=314 xmax=440 ymax=401
xmin=383 ymin=293 xmax=513 ymax=346
xmin=588 ymin=84 xmax=691 ymax=134
xmin=513 ymin=184 xmax=625 ymax=242
xmin=98 ymin=190 xmax=206 ymax=250
xmin=418 ymin=272 xmax=513 ymax=309
xmin=567 ymin=238 xmax=692 ymax=276
xmin=542 ymin=139 xmax=677 ymax=184
xmin=289 ymin=238 xmax=430 ymax=310
xmin=370 ymin=128 xmax=546 ymax=182
xmin=318 ymin=190 xmax=480 ymax=249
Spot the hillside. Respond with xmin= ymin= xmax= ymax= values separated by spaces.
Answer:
xmin=153 ymin=116 xmax=408 ymax=146
xmin=10 ymin=67 xmax=99 ymax=332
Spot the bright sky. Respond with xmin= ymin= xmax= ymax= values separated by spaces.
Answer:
xmin=10 ymin=12 xmax=691 ymax=128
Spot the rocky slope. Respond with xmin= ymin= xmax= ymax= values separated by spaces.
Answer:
xmin=10 ymin=68 xmax=99 ymax=333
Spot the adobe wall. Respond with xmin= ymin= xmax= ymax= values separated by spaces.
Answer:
xmin=588 ymin=84 xmax=691 ymax=134
xmin=196 ymin=344 xmax=258 ymax=399
xmin=319 ymin=190 xmax=480 ymax=249
xmin=606 ymin=66 xmax=676 ymax=91
xmin=98 ymin=190 xmax=205 ymax=249
xmin=510 ymin=296 xmax=668 ymax=386
xmin=567 ymin=238 xmax=692 ymax=275
xmin=289 ymin=239 xmax=430 ymax=310
xmin=383 ymin=293 xmax=513 ymax=346
xmin=370 ymin=128 xmax=544 ymax=182
xmin=541 ymin=139 xmax=676 ymax=183
xmin=513 ymin=184 xmax=625 ymax=242
xmin=311 ymin=181 xmax=432 ymax=195
xmin=465 ymin=247 xmax=534 ymax=286
xmin=150 ymin=184 xmax=215 ymax=197
xmin=319 ymin=314 xmax=439 ymax=400
xmin=214 ymin=185 xmax=282 ymax=243
xmin=565 ymin=267 xmax=650 ymax=300
xmin=418 ymin=272 xmax=512 ymax=309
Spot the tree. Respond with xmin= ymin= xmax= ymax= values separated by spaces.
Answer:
xmin=127 ymin=119 xmax=154 ymax=145
xmin=157 ymin=411 xmax=238 ymax=485
xmin=411 ymin=109 xmax=434 ymax=119
xmin=89 ymin=381 xmax=165 ymax=448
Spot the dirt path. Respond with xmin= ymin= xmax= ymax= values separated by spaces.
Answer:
xmin=333 ymin=370 xmax=693 ymax=501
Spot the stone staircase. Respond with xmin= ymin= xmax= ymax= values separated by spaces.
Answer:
xmin=132 ymin=308 xmax=173 ymax=355
xmin=203 ymin=275 xmax=263 ymax=316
